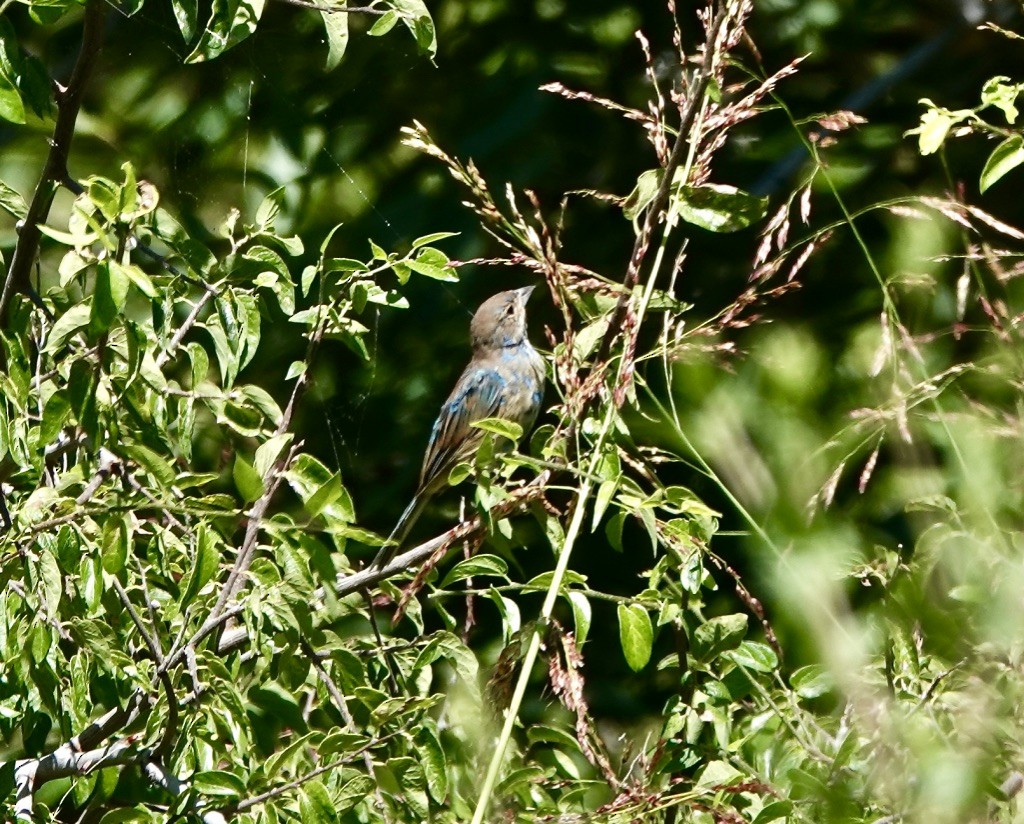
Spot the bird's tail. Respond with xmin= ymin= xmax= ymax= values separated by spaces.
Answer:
xmin=369 ymin=492 xmax=430 ymax=570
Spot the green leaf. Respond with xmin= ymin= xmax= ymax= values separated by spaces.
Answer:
xmin=305 ymin=471 xmax=344 ymax=518
xmin=623 ymin=168 xmax=661 ymax=221
xmin=99 ymin=807 xmax=155 ymax=822
xmin=417 ymin=726 xmax=448 ymax=803
xmin=89 ymin=261 xmax=130 ymax=336
xmin=324 ymin=257 xmax=369 ymax=274
xmin=320 ymin=3 xmax=349 ymax=70
xmin=527 ymin=723 xmax=582 ymax=752
xmin=31 ymin=624 xmax=52 ymax=663
xmin=233 ymin=454 xmax=264 ymax=502
xmin=754 ymin=801 xmax=795 ymax=823
xmin=980 ymin=134 xmax=1024 ymax=193
xmin=240 ymin=385 xmax=282 ymax=426
xmin=393 ymin=0 xmax=437 ymax=59
xmin=284 ymin=454 xmax=354 ymax=522
xmin=333 ymin=770 xmax=375 ymax=814
xmin=180 ymin=524 xmax=220 ymax=607
xmin=300 ymin=780 xmax=340 ymax=823
xmin=39 ymin=391 xmax=72 ymax=446
xmin=981 ymin=75 xmax=1023 ymax=123
xmin=567 ymin=590 xmax=591 ymax=646
xmin=172 ymin=0 xmax=198 ymax=41
xmin=405 ymin=253 xmax=457 ymax=281
xmin=725 ymin=640 xmax=778 ymax=673
xmin=440 ymin=554 xmax=509 ymax=587
xmin=36 ymin=221 xmax=101 ymax=248
xmin=524 ymin=569 xmax=588 ymax=591
xmin=110 ymin=260 xmax=156 ymax=299
xmin=0 ymin=34 xmax=26 ymax=124
xmin=123 ymin=443 xmax=177 ymax=486
xmin=0 ymin=178 xmax=27 ymax=220
xmin=671 ymin=183 xmax=768 ymax=233
xmin=368 ymin=8 xmax=399 ymax=36
xmin=912 ymin=105 xmax=959 ymax=155
xmin=617 ymin=603 xmax=653 ymax=671
xmin=469 ymin=417 xmax=523 ymax=442
xmin=487 ymin=588 xmax=521 ymax=639
xmin=253 ymin=432 xmax=292 ymax=476
xmin=38 ymin=548 xmax=63 ymax=613
xmin=691 ymin=613 xmax=747 ymax=663
xmin=101 ymin=516 xmax=130 ymax=574
xmin=791 ymin=664 xmax=834 ymax=699
xmin=411 ymin=231 xmax=458 ymax=248
xmin=255 ymin=185 xmax=285 ymax=227
xmin=447 ymin=461 xmax=472 ymax=486
xmin=192 ymin=770 xmax=245 ymax=798
xmin=186 ymin=0 xmax=266 ymax=63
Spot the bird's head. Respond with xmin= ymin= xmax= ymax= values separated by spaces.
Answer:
xmin=470 ymin=286 xmax=536 ymax=352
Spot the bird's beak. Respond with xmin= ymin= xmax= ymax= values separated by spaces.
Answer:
xmin=517 ymin=285 xmax=537 ymax=303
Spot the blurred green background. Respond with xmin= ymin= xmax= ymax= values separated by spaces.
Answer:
xmin=4 ymin=0 xmax=1024 ymax=758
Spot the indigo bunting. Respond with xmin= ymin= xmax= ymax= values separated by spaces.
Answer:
xmin=371 ymin=286 xmax=545 ymax=569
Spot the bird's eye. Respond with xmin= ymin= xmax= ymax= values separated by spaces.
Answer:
xmin=506 ymin=304 xmax=516 ymax=316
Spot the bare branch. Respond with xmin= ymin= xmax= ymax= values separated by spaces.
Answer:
xmin=14 ymin=742 xmax=146 ymax=821
xmin=75 ymin=448 xmax=121 ymax=506
xmin=211 ymin=306 xmax=330 ymax=628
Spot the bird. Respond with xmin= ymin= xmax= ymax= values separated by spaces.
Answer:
xmin=370 ymin=286 xmax=545 ymax=570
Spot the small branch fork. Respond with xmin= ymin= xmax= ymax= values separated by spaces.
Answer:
xmin=0 ymin=0 xmax=107 ymax=323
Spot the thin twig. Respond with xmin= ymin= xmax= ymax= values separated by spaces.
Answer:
xmin=221 ymin=733 xmax=397 ymax=815
xmin=270 ymin=0 xmax=387 ymax=13
xmin=305 ymin=643 xmax=391 ymax=821
xmin=212 ymin=305 xmax=329 ymax=627
xmin=75 ymin=448 xmax=121 ymax=506
xmin=154 ymin=285 xmax=218 ymax=369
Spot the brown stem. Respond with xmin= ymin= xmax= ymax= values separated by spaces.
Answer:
xmin=0 ymin=0 xmax=107 ymax=323
xmin=270 ymin=0 xmax=387 ymax=12
xmin=596 ymin=0 xmax=730 ymax=364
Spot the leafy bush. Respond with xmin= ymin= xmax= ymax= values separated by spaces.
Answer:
xmin=2 ymin=0 xmax=1024 ymax=822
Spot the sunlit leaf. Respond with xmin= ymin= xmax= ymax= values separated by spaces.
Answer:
xmin=617 ymin=603 xmax=653 ymax=671
xmin=671 ymin=183 xmax=768 ymax=233
xmin=320 ymin=3 xmax=350 ymax=70
xmin=980 ymin=134 xmax=1024 ymax=193
xmin=233 ymin=454 xmax=264 ymax=502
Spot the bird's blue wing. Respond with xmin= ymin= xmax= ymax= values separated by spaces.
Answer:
xmin=418 ymin=366 xmax=507 ymax=492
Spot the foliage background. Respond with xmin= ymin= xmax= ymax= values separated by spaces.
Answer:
xmin=3 ymin=0 xmax=1024 ymax=820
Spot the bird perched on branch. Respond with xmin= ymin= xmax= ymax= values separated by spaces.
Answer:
xmin=371 ymin=286 xmax=545 ymax=570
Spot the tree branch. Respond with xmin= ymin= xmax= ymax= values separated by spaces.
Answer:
xmin=216 ymin=472 xmax=550 ymax=654
xmin=14 ymin=740 xmax=146 ymax=821
xmin=0 ymin=0 xmax=107 ymax=323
